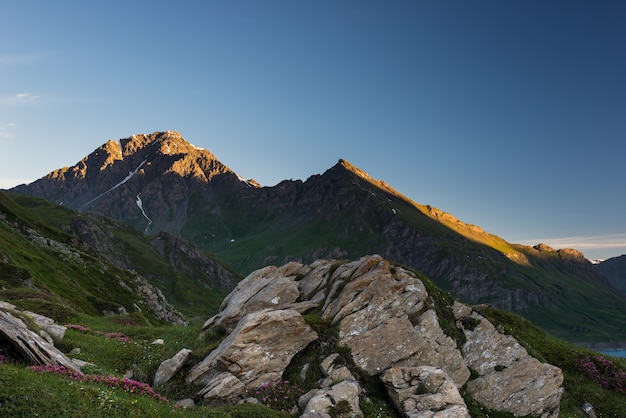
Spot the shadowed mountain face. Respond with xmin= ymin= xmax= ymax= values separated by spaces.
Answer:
xmin=12 ymin=131 xmax=626 ymax=342
xmin=598 ymin=255 xmax=626 ymax=297
xmin=14 ymin=131 xmax=255 ymax=234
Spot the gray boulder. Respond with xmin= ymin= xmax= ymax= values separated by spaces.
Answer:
xmin=381 ymin=366 xmax=469 ymax=418
xmin=455 ymin=303 xmax=564 ymax=417
xmin=320 ymin=256 xmax=470 ymax=387
xmin=154 ymin=348 xmax=193 ymax=386
xmin=0 ymin=307 xmax=80 ymax=373
xmin=299 ymin=379 xmax=362 ymax=418
xmin=197 ymin=372 xmax=246 ymax=403
xmin=188 ymin=309 xmax=318 ymax=401
xmin=202 ymin=263 xmax=304 ymax=332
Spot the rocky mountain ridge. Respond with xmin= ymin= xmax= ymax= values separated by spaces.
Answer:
xmin=11 ymin=131 xmax=626 ymax=342
xmin=16 ymin=131 xmax=256 ymax=234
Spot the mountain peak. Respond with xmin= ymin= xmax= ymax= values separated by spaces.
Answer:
xmin=117 ymin=131 xmax=205 ymax=158
xmin=336 ymin=158 xmax=372 ymax=180
xmin=11 ymin=131 xmax=251 ymax=215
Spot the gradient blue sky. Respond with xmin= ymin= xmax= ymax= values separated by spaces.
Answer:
xmin=1 ymin=1 xmax=625 ymax=259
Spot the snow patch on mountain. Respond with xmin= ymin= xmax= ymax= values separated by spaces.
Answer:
xmin=79 ymin=159 xmax=147 ymax=209
xmin=236 ymin=174 xmax=252 ymax=187
xmin=116 ymin=140 xmax=123 ymax=160
xmin=136 ymin=193 xmax=152 ymax=233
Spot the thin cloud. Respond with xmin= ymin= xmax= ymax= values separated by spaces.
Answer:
xmin=516 ymin=234 xmax=626 ymax=251
xmin=15 ymin=93 xmax=37 ymax=102
xmin=0 ymin=122 xmax=17 ymax=139
xmin=0 ymin=93 xmax=38 ymax=106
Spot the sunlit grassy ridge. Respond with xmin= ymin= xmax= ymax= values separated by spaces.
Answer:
xmin=347 ymin=169 xmax=626 ymax=342
xmin=338 ymin=159 xmax=519 ymax=256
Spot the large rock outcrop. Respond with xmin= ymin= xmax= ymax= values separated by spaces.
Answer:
xmin=186 ymin=255 xmax=564 ymax=417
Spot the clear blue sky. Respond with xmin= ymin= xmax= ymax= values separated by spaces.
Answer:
xmin=1 ymin=1 xmax=625 ymax=259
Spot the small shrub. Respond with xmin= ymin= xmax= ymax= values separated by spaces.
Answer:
xmin=575 ymin=355 xmax=626 ymax=394
xmin=468 ymin=367 xmax=480 ymax=380
xmin=28 ymin=364 xmax=168 ymax=401
xmin=64 ymin=323 xmax=131 ymax=342
xmin=460 ymin=316 xmax=481 ymax=331
xmin=494 ymin=365 xmax=506 ymax=372
xmin=360 ymin=395 xmax=399 ymax=418
xmin=249 ymin=379 xmax=304 ymax=413
xmin=298 ymin=313 xmax=339 ymax=364
xmin=328 ymin=399 xmax=352 ymax=418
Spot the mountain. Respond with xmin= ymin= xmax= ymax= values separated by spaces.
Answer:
xmin=0 ymin=190 xmax=240 ymax=322
xmin=598 ymin=255 xmax=626 ymax=297
xmin=11 ymin=131 xmax=626 ymax=342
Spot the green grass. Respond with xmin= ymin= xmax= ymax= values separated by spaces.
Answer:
xmin=4 ymin=182 xmax=626 ymax=416
xmin=0 ymin=362 xmax=289 ymax=417
xmin=0 ymin=314 xmax=288 ymax=417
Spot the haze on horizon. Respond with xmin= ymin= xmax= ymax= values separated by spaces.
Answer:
xmin=1 ymin=1 xmax=625 ymax=260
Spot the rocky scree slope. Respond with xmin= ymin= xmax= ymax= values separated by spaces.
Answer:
xmin=166 ymin=255 xmax=564 ymax=418
xmin=11 ymin=131 xmax=626 ymax=342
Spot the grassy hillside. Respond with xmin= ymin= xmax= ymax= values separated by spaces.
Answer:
xmin=4 ymin=192 xmax=240 ymax=321
xmin=1 ymin=279 xmax=624 ymax=416
xmin=174 ymin=169 xmax=626 ymax=343
xmin=12 ymin=151 xmax=626 ymax=343
xmin=0 ymin=192 xmax=160 ymax=323
xmin=1 ymin=191 xmax=624 ymax=415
